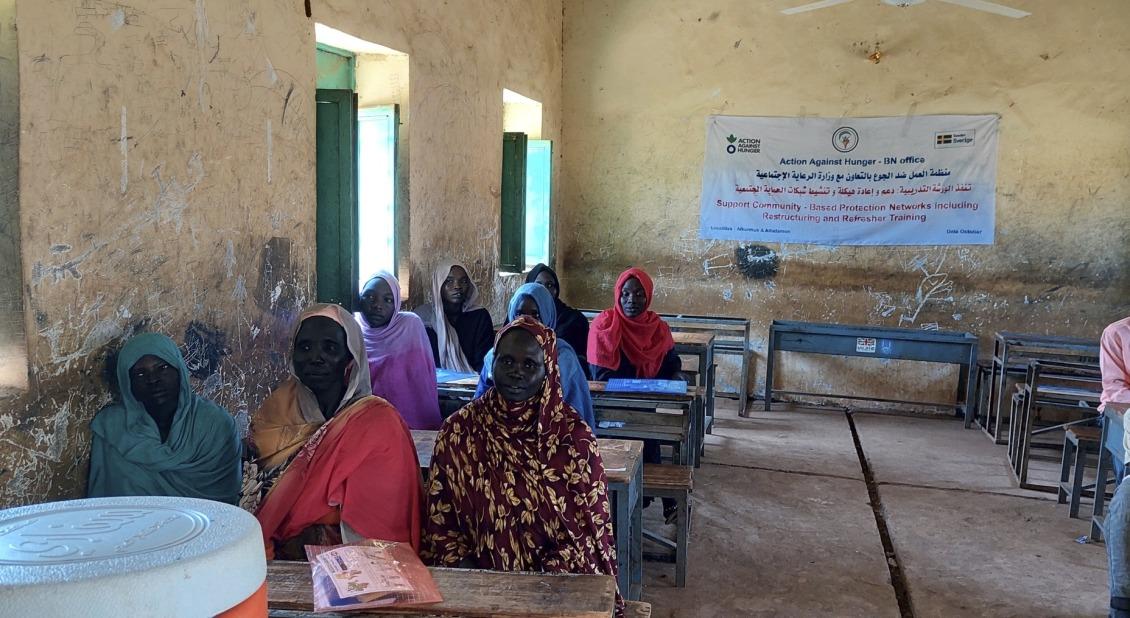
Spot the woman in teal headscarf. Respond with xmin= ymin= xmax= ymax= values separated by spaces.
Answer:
xmin=88 ymin=332 xmax=241 ymax=505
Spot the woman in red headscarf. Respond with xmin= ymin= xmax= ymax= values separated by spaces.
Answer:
xmin=422 ymin=316 xmax=623 ymax=616
xmin=587 ymin=267 xmax=682 ymax=382
xmin=587 ymin=267 xmax=684 ymax=522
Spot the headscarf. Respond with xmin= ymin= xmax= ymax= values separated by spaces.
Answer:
xmin=475 ymin=283 xmax=594 ymax=428
xmin=250 ymin=303 xmax=372 ymax=471
xmin=251 ymin=303 xmax=424 ymax=553
xmin=422 ymin=317 xmax=621 ymax=614
xmin=88 ymin=332 xmax=241 ymax=504
xmin=356 ymin=272 xmax=442 ymax=430
xmin=416 ymin=261 xmax=483 ymax=372
xmin=587 ymin=267 xmax=674 ymax=378
xmin=526 ymin=263 xmax=592 ymax=372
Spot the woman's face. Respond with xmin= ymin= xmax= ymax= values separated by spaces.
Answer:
xmin=359 ymin=278 xmax=396 ymax=328
xmin=492 ymin=329 xmax=546 ymax=403
xmin=514 ymin=295 xmax=541 ymax=324
xmin=292 ymin=316 xmax=351 ymax=394
xmin=619 ymin=277 xmax=647 ymax=318
xmin=534 ymin=271 xmax=559 ymax=299
xmin=129 ymin=354 xmax=180 ymax=409
xmin=441 ymin=266 xmax=471 ymax=308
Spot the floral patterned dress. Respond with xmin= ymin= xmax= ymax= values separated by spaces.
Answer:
xmin=422 ymin=316 xmax=623 ymax=616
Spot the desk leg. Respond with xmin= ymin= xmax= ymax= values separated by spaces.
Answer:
xmin=630 ymin=464 xmax=643 ymax=600
xmin=962 ymin=342 xmax=978 ymax=428
xmin=688 ymin=399 xmax=700 ymax=468
xmin=738 ymin=328 xmax=750 ymax=417
xmin=695 ymin=349 xmax=705 ymax=461
xmin=1092 ymin=420 xmax=1112 ymax=542
xmin=992 ymin=346 xmax=1011 ymax=444
xmin=705 ymin=345 xmax=715 ymax=436
xmin=613 ymin=484 xmax=631 ymax=600
xmin=764 ymin=331 xmax=776 ymax=411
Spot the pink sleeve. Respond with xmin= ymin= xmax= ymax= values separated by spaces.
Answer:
xmin=1101 ymin=325 xmax=1130 ymax=406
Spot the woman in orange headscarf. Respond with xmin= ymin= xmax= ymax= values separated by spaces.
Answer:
xmin=245 ymin=304 xmax=423 ymax=559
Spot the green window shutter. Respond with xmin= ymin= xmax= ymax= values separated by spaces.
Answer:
xmin=500 ymin=132 xmax=528 ymax=273
xmin=315 ymin=89 xmax=359 ymax=309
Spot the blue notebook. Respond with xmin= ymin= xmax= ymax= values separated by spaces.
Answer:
xmin=605 ymin=379 xmax=688 ymax=395
xmin=435 ymin=369 xmax=479 ymax=384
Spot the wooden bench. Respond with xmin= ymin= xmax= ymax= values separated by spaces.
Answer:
xmin=1059 ymin=425 xmax=1103 ymax=518
xmin=624 ymin=600 xmax=652 ymax=618
xmin=641 ymin=463 xmax=693 ymax=587
xmin=583 ymin=309 xmax=751 ymax=416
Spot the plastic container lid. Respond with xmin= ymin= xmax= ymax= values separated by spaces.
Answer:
xmin=0 ymin=496 xmax=266 ymax=617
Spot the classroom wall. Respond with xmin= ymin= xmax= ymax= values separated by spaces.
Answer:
xmin=314 ymin=0 xmax=563 ymax=313
xmin=560 ymin=0 xmax=1130 ymax=405
xmin=0 ymin=0 xmax=562 ymax=508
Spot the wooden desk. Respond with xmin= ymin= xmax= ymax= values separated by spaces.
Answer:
xmin=582 ymin=309 xmax=752 ymax=417
xmin=673 ymin=331 xmax=716 ymax=458
xmin=267 ymin=560 xmax=617 ymax=618
xmin=596 ymin=439 xmax=644 ymax=602
xmin=435 ymin=380 xmax=702 ymax=468
xmin=1006 ymin=360 xmax=1102 ymax=492
xmin=765 ymin=320 xmax=979 ymax=424
xmin=1090 ymin=410 xmax=1125 ymax=542
xmin=589 ymin=381 xmax=702 ymax=468
xmin=412 ymin=431 xmax=644 ymax=601
xmin=985 ymin=332 xmax=1099 ymax=444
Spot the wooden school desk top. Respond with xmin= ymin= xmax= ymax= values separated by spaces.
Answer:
xmin=412 ymin=430 xmax=642 ymax=486
xmin=266 ymin=560 xmax=617 ymax=618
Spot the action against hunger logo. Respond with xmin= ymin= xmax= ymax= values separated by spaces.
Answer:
xmin=725 ymin=134 xmax=760 ymax=154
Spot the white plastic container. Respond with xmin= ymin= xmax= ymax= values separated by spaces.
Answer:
xmin=0 ymin=496 xmax=266 ymax=617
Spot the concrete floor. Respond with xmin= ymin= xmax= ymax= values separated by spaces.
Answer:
xmin=640 ymin=402 xmax=1111 ymax=617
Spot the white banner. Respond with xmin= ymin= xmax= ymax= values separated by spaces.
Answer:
xmin=699 ymin=114 xmax=998 ymax=245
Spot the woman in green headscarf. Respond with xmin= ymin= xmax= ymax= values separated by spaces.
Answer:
xmin=87 ymin=332 xmax=241 ymax=504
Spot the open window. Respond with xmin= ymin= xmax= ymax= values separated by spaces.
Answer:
xmin=500 ymin=89 xmax=551 ymax=273
xmin=314 ymin=24 xmax=408 ymax=307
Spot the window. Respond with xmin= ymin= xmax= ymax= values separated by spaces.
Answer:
xmin=357 ymin=106 xmax=397 ymax=285
xmin=500 ymin=89 xmax=551 ymax=273
xmin=314 ymin=24 xmax=408 ymax=306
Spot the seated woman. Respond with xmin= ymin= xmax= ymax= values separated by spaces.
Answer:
xmin=474 ymin=283 xmax=594 ymax=428
xmin=356 ymin=271 xmax=442 ymax=430
xmin=588 ymin=267 xmax=682 ymax=522
xmin=88 ymin=332 xmax=241 ymax=504
xmin=423 ymin=316 xmax=622 ymax=615
xmin=247 ymin=304 xmax=424 ymax=559
xmin=526 ymin=263 xmax=591 ymax=377
xmin=415 ymin=262 xmax=494 ymax=373
xmin=588 ymin=267 xmax=682 ymax=382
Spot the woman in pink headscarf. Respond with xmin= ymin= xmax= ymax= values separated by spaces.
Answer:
xmin=356 ymin=271 xmax=442 ymax=430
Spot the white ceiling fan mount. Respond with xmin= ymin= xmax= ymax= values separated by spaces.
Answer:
xmin=781 ymin=0 xmax=1030 ymax=19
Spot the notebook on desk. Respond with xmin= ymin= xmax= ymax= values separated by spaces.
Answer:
xmin=605 ymin=379 xmax=687 ymax=395
xmin=435 ymin=369 xmax=480 ymax=384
